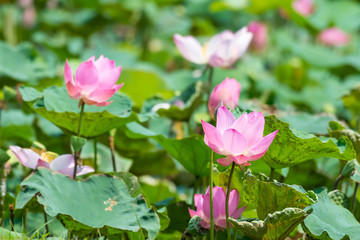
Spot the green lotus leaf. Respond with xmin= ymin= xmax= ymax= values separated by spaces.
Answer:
xmin=262 ymin=116 xmax=355 ymax=169
xmin=0 ymin=109 xmax=35 ymax=144
xmin=342 ymin=85 xmax=360 ymax=116
xmin=0 ymin=41 xmax=56 ymax=82
xmin=156 ymin=82 xmax=204 ymax=121
xmin=125 ymin=122 xmax=211 ymax=177
xmin=19 ymin=86 xmax=138 ymax=138
xmin=214 ymin=169 xmax=316 ymax=219
xmin=302 ymin=189 xmax=360 ymax=240
xmin=15 ymin=168 xmax=161 ymax=239
xmin=328 ymin=121 xmax=360 ymax=161
xmin=230 ymin=208 xmax=308 ymax=240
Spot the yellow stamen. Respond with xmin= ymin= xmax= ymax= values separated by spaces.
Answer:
xmin=40 ymin=152 xmax=58 ymax=164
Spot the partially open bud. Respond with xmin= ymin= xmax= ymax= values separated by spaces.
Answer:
xmin=317 ymin=28 xmax=350 ymax=47
xmin=208 ymin=78 xmax=241 ymax=118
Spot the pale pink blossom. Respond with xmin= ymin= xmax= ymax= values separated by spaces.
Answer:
xmin=201 ymin=106 xmax=278 ymax=166
xmin=317 ymin=28 xmax=350 ymax=47
xmin=208 ymin=78 xmax=241 ymax=118
xmin=22 ymin=5 xmax=36 ymax=28
xmin=293 ymin=0 xmax=314 ymax=16
xmin=64 ymin=55 xmax=123 ymax=106
xmin=174 ymin=27 xmax=253 ymax=68
xmin=248 ymin=21 xmax=268 ymax=51
xmin=189 ymin=186 xmax=246 ymax=230
xmin=10 ymin=146 xmax=94 ymax=177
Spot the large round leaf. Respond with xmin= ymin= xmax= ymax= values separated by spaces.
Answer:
xmin=15 ymin=168 xmax=161 ymax=239
xmin=125 ymin=122 xmax=211 ymax=177
xmin=0 ymin=41 xmax=56 ymax=82
xmin=262 ymin=116 xmax=355 ymax=169
xmin=0 ymin=109 xmax=35 ymax=144
xmin=120 ymin=68 xmax=173 ymax=107
xmin=276 ymin=32 xmax=360 ymax=70
xmin=214 ymin=169 xmax=316 ymax=219
xmin=19 ymin=86 xmax=138 ymax=138
xmin=230 ymin=208 xmax=309 ymax=240
xmin=303 ymin=189 xmax=360 ymax=240
xmin=342 ymin=85 xmax=360 ymax=117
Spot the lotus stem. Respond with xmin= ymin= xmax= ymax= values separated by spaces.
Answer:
xmin=23 ymin=208 xmax=28 ymax=232
xmin=226 ymin=162 xmax=236 ymax=240
xmin=44 ymin=211 xmax=49 ymax=234
xmin=233 ymin=229 xmax=237 ymax=240
xmin=210 ymin=151 xmax=214 ymax=240
xmin=269 ymin=167 xmax=275 ymax=181
xmin=207 ymin=66 xmax=214 ymax=97
xmin=94 ymin=138 xmax=98 ymax=173
xmin=0 ymin=167 xmax=6 ymax=227
xmin=333 ymin=174 xmax=344 ymax=190
xmin=73 ymin=100 xmax=85 ymax=179
xmin=9 ymin=204 xmax=14 ymax=231
xmin=352 ymin=182 xmax=359 ymax=213
xmin=77 ymin=101 xmax=85 ymax=136
xmin=109 ymin=129 xmax=117 ymax=172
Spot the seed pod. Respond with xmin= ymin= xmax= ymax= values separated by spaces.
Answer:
xmin=328 ymin=190 xmax=349 ymax=208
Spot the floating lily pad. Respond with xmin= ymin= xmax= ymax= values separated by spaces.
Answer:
xmin=16 ymin=168 xmax=161 ymax=239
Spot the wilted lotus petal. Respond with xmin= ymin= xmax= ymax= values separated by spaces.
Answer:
xmin=64 ymin=55 xmax=123 ymax=106
xmin=201 ymin=106 xmax=278 ymax=166
xmin=10 ymin=146 xmax=94 ymax=177
xmin=189 ymin=186 xmax=246 ymax=230
xmin=10 ymin=146 xmax=45 ymax=169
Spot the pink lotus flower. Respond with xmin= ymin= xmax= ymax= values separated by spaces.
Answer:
xmin=248 ymin=21 xmax=268 ymax=51
xmin=10 ymin=146 xmax=94 ymax=177
xmin=317 ymin=28 xmax=350 ymax=47
xmin=208 ymin=78 xmax=241 ymax=118
xmin=293 ymin=0 xmax=314 ymax=16
xmin=201 ymin=106 xmax=278 ymax=166
xmin=64 ymin=55 xmax=123 ymax=106
xmin=189 ymin=186 xmax=246 ymax=230
xmin=173 ymin=27 xmax=253 ymax=68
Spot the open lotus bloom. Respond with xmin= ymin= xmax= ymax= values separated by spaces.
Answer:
xmin=317 ymin=28 xmax=350 ymax=47
xmin=293 ymin=0 xmax=314 ymax=16
xmin=189 ymin=186 xmax=246 ymax=230
xmin=201 ymin=106 xmax=278 ymax=166
xmin=173 ymin=27 xmax=253 ymax=68
xmin=64 ymin=55 xmax=123 ymax=106
xmin=208 ymin=78 xmax=241 ymax=118
xmin=10 ymin=146 xmax=94 ymax=177
xmin=248 ymin=21 xmax=268 ymax=51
